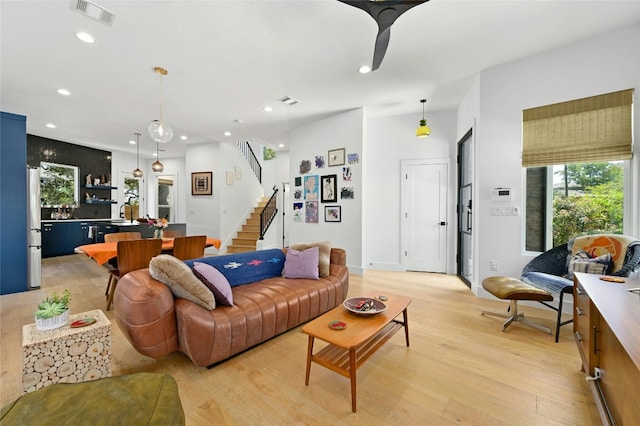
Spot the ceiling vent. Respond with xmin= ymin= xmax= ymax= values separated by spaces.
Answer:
xmin=280 ymin=96 xmax=299 ymax=106
xmin=70 ymin=0 xmax=116 ymax=26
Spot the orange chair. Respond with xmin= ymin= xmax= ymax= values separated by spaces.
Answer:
xmin=171 ymin=235 xmax=207 ymax=260
xmin=106 ymin=239 xmax=162 ymax=310
xmin=103 ymin=232 xmax=142 ymax=299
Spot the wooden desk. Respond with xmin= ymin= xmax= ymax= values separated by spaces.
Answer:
xmin=573 ymin=272 xmax=640 ymax=425
xmin=76 ymin=237 xmax=221 ymax=265
xmin=302 ymin=293 xmax=411 ymax=413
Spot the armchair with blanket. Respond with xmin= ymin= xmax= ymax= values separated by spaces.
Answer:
xmin=521 ymin=234 xmax=640 ymax=342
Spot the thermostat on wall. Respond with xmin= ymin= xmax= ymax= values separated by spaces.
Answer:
xmin=491 ymin=187 xmax=512 ymax=201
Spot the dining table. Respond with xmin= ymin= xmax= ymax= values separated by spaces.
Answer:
xmin=75 ymin=237 xmax=222 ymax=265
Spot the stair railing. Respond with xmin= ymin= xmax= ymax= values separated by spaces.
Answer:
xmin=259 ymin=186 xmax=279 ymax=240
xmin=237 ymin=141 xmax=262 ymax=183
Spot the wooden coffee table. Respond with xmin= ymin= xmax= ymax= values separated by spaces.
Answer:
xmin=302 ymin=292 xmax=411 ymax=412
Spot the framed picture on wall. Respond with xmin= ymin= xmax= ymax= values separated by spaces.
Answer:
xmin=324 ymin=206 xmax=341 ymax=222
xmin=321 ymin=174 xmax=337 ymax=203
xmin=328 ymin=148 xmax=345 ymax=167
xmin=191 ymin=171 xmax=212 ymax=195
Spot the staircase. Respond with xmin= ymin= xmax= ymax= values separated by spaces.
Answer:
xmin=226 ymin=197 xmax=270 ymax=254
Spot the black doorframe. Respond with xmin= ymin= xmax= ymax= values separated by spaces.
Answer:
xmin=457 ymin=128 xmax=473 ymax=288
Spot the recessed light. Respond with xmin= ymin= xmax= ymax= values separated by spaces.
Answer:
xmin=180 ymin=135 xmax=187 ymax=140
xmin=233 ymin=119 xmax=245 ymax=124
xmin=224 ymin=131 xmax=231 ymax=137
xmin=278 ymin=143 xmax=285 ymax=148
xmin=75 ymin=32 xmax=95 ymax=43
xmin=129 ymin=139 xmax=136 ymax=145
xmin=280 ymin=96 xmax=299 ymax=106
xmin=57 ymin=88 xmax=71 ymax=96
xmin=45 ymin=123 xmax=56 ymax=129
xmin=263 ymin=106 xmax=273 ymax=112
xmin=153 ymin=152 xmax=157 ymax=157
xmin=358 ymin=65 xmax=371 ymax=74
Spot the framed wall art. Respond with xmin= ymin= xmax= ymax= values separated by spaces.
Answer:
xmin=321 ymin=174 xmax=337 ymax=203
xmin=191 ymin=171 xmax=212 ymax=195
xmin=328 ymin=148 xmax=345 ymax=167
xmin=324 ymin=206 xmax=341 ymax=222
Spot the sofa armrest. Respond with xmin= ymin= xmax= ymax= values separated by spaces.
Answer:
xmin=330 ymin=248 xmax=346 ymax=266
xmin=114 ymin=268 xmax=179 ymax=359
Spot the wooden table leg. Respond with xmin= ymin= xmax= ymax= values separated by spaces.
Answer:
xmin=349 ymin=347 xmax=357 ymax=412
xmin=305 ymin=336 xmax=314 ymax=385
xmin=403 ymin=308 xmax=410 ymax=347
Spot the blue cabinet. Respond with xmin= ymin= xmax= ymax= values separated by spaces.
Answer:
xmin=42 ymin=222 xmax=68 ymax=258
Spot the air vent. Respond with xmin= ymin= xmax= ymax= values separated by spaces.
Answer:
xmin=280 ymin=96 xmax=299 ymax=106
xmin=70 ymin=0 xmax=116 ymax=26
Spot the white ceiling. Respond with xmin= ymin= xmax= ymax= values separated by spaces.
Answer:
xmin=2 ymin=0 xmax=639 ymax=159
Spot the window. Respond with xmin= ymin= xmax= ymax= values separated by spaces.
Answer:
xmin=523 ymin=89 xmax=632 ymax=252
xmin=525 ymin=161 xmax=624 ymax=251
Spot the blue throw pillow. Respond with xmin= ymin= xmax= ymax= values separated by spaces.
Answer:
xmin=185 ymin=248 xmax=285 ymax=287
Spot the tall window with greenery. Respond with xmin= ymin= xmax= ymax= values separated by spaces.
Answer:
xmin=551 ymin=162 xmax=623 ymax=247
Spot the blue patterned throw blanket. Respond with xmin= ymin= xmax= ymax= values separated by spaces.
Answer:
xmin=185 ymin=248 xmax=285 ymax=287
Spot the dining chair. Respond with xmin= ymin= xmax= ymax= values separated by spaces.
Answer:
xmin=163 ymin=230 xmax=185 ymax=238
xmin=103 ymin=232 xmax=142 ymax=301
xmin=106 ymin=239 xmax=162 ymax=311
xmin=171 ymin=235 xmax=207 ymax=261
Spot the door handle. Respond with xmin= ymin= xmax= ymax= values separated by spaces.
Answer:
xmin=466 ymin=210 xmax=472 ymax=231
xmin=439 ymin=222 xmax=446 ymax=226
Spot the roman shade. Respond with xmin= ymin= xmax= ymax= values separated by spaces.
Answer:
xmin=522 ymin=89 xmax=633 ymax=167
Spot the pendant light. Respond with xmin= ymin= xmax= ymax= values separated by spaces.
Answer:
xmin=148 ymin=66 xmax=173 ymax=144
xmin=416 ymin=99 xmax=431 ymax=138
xmin=151 ymin=142 xmax=164 ymax=174
xmin=132 ymin=133 xmax=143 ymax=178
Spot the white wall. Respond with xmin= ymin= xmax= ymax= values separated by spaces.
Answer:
xmin=364 ymin=109 xmax=458 ymax=272
xmin=287 ymin=109 xmax=364 ymax=273
xmin=465 ymin=23 xmax=640 ymax=296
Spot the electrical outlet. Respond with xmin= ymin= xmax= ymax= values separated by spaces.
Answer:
xmin=490 ymin=260 xmax=498 ymax=272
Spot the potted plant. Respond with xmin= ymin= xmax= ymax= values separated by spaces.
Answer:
xmin=34 ymin=289 xmax=71 ymax=331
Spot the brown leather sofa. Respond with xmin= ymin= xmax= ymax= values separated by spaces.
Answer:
xmin=114 ymin=248 xmax=349 ymax=367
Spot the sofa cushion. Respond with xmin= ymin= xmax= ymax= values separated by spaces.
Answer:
xmin=289 ymin=241 xmax=331 ymax=277
xmin=283 ymin=246 xmax=319 ymax=279
xmin=149 ymin=255 xmax=215 ymax=310
xmin=192 ymin=262 xmax=233 ymax=306
xmin=566 ymin=250 xmax=612 ymax=279
xmin=185 ymin=248 xmax=285 ymax=287
xmin=569 ymin=234 xmax=638 ymax=273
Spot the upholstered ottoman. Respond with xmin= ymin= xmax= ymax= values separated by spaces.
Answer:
xmin=481 ymin=276 xmax=553 ymax=334
xmin=0 ymin=373 xmax=184 ymax=425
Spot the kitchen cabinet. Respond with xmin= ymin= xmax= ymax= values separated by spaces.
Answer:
xmin=573 ymin=272 xmax=640 ymax=425
xmin=67 ymin=221 xmax=93 ymax=249
xmin=41 ymin=222 xmax=68 ymax=258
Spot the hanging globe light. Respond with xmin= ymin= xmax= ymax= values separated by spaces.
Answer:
xmin=148 ymin=67 xmax=173 ymax=143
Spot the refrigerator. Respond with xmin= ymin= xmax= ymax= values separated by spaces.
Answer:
xmin=27 ymin=166 xmax=42 ymax=288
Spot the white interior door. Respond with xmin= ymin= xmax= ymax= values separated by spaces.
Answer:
xmin=402 ymin=160 xmax=448 ymax=272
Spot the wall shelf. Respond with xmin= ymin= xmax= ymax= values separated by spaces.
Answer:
xmin=85 ymin=184 xmax=117 ymax=190
xmin=84 ymin=200 xmax=117 ymax=204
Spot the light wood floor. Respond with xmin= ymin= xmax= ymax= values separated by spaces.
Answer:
xmin=0 ymin=255 xmax=600 ymax=425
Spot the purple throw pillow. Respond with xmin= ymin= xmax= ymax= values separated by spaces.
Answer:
xmin=283 ymin=246 xmax=319 ymax=280
xmin=192 ymin=262 xmax=234 ymax=306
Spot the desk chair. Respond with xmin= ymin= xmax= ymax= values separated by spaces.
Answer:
xmin=106 ymin=239 xmax=162 ymax=310
xmin=172 ymin=235 xmax=207 ymax=260
xmin=103 ymin=232 xmax=142 ymax=300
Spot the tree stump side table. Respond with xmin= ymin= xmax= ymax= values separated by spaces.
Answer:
xmin=22 ymin=309 xmax=112 ymax=394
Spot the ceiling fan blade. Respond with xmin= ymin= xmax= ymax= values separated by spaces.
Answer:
xmin=372 ymin=27 xmax=391 ymax=71
xmin=337 ymin=0 xmax=431 ymax=70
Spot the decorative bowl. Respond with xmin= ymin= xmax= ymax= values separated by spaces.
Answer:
xmin=343 ymin=297 xmax=387 ymax=316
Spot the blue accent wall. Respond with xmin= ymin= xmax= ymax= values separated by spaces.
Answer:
xmin=1 ymin=111 xmax=28 ymax=294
